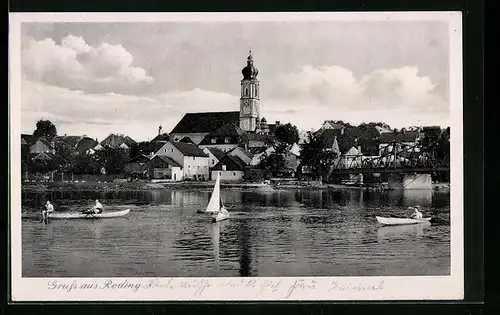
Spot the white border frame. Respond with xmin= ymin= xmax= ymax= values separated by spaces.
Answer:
xmin=9 ymin=12 xmax=463 ymax=301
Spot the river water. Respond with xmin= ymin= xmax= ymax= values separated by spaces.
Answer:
xmin=21 ymin=188 xmax=450 ymax=277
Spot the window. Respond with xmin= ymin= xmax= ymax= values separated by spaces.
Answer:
xmin=245 ymin=88 xmax=249 ymax=96
xmin=233 ymin=172 xmax=236 ymax=176
xmin=198 ymin=166 xmax=200 ymax=170
xmin=211 ymin=159 xmax=215 ymax=165
xmin=211 ymin=138 xmax=216 ymax=144
xmin=222 ymin=165 xmax=226 ymax=171
xmin=170 ymin=149 xmax=174 ymax=153
xmin=256 ymin=86 xmax=259 ymax=97
xmin=224 ymin=137 xmax=230 ymax=144
xmin=204 ymin=166 xmax=207 ymax=169
xmin=164 ymin=149 xmax=167 ymax=152
xmin=193 ymin=157 xmax=196 ymax=160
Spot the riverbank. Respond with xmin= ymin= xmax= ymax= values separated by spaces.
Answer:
xmin=21 ymin=180 xmax=450 ymax=193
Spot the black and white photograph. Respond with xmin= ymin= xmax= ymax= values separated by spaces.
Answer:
xmin=9 ymin=12 xmax=463 ymax=301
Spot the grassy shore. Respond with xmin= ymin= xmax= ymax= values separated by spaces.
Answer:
xmin=21 ymin=180 xmax=450 ymax=192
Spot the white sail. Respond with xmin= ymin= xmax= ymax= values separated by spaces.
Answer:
xmin=206 ymin=174 xmax=220 ymax=213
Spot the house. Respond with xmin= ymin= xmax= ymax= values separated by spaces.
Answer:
xmin=240 ymin=133 xmax=276 ymax=149
xmin=124 ymin=154 xmax=151 ymax=177
xmin=29 ymin=138 xmax=55 ymax=154
xmin=151 ymin=133 xmax=170 ymax=143
xmin=21 ymin=134 xmax=34 ymax=147
xmin=52 ymin=135 xmax=99 ymax=155
xmin=378 ymin=129 xmax=420 ymax=155
xmin=170 ymin=111 xmax=240 ymax=145
xmin=283 ymin=149 xmax=300 ymax=177
xmin=198 ymin=123 xmax=246 ymax=152
xmin=211 ymin=155 xmax=246 ymax=181
xmin=30 ymin=152 xmax=67 ymax=171
xmin=227 ymin=146 xmax=253 ymax=165
xmin=153 ymin=141 xmax=209 ymax=181
xmin=148 ymin=155 xmax=183 ymax=181
xmin=248 ymin=146 xmax=275 ymax=166
xmin=97 ymin=133 xmax=136 ymax=150
xmin=203 ymin=147 xmax=226 ymax=169
xmin=318 ymin=127 xmax=380 ymax=157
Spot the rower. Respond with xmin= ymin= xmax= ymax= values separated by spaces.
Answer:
xmin=93 ymin=199 xmax=103 ymax=214
xmin=41 ymin=201 xmax=54 ymax=223
xmin=411 ymin=206 xmax=423 ymax=219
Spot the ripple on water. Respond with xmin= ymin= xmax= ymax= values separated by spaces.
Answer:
xmin=21 ymin=188 xmax=451 ymax=277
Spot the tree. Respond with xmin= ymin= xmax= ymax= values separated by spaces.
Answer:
xmin=358 ymin=122 xmax=392 ymax=130
xmin=94 ymin=147 xmax=128 ymax=175
xmin=33 ymin=120 xmax=57 ymax=139
xmin=259 ymin=151 xmax=287 ymax=178
xmin=71 ymin=153 xmax=100 ymax=174
xmin=129 ymin=141 xmax=154 ymax=159
xmin=299 ymin=131 xmax=339 ymax=181
xmin=274 ymin=123 xmax=299 ymax=146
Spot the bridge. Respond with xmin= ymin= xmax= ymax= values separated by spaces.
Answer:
xmin=328 ymin=138 xmax=449 ymax=188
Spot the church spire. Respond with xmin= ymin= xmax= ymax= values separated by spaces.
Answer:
xmin=242 ymin=49 xmax=258 ymax=80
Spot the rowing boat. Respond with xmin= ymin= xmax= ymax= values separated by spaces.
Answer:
xmin=376 ymin=216 xmax=431 ymax=226
xmin=46 ymin=209 xmax=130 ymax=219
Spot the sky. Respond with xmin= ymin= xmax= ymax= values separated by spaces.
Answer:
xmin=20 ymin=20 xmax=451 ymax=142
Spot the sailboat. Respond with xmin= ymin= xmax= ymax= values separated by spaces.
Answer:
xmin=199 ymin=173 xmax=230 ymax=222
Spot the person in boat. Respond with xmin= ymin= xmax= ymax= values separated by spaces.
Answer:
xmin=41 ymin=201 xmax=54 ymax=222
xmin=92 ymin=199 xmax=103 ymax=214
xmin=411 ymin=206 xmax=423 ymax=219
xmin=83 ymin=199 xmax=103 ymax=214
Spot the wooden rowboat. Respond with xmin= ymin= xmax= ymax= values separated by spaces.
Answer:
xmin=45 ymin=209 xmax=130 ymax=220
xmin=376 ymin=216 xmax=431 ymax=226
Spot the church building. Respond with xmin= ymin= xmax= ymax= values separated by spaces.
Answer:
xmin=169 ymin=51 xmax=275 ymax=146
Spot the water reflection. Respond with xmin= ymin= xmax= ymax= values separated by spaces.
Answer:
xmin=377 ymin=222 xmax=431 ymax=240
xmin=402 ymin=189 xmax=432 ymax=207
xmin=22 ymin=188 xmax=450 ymax=277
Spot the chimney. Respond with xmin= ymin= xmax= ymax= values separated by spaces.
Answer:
xmin=401 ymin=128 xmax=406 ymax=134
xmin=341 ymin=128 xmax=344 ymax=135
xmin=358 ymin=145 xmax=362 ymax=153
xmin=275 ymin=121 xmax=280 ymax=126
xmin=158 ymin=125 xmax=162 ymax=135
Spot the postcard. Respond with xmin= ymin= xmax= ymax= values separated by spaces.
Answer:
xmin=9 ymin=11 xmax=463 ymax=301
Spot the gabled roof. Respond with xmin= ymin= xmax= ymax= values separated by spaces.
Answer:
xmin=100 ymin=134 xmax=137 ymax=148
xmin=248 ymin=147 xmax=268 ymax=155
xmin=151 ymin=133 xmax=170 ymax=143
xmin=179 ymin=137 xmax=195 ymax=144
xmin=53 ymin=135 xmax=83 ymax=148
xmin=171 ymin=141 xmax=208 ymax=157
xmin=198 ymin=123 xmax=247 ymax=145
xmin=145 ymin=141 xmax=166 ymax=155
xmin=212 ymin=155 xmax=246 ymax=171
xmin=229 ymin=146 xmax=254 ymax=159
xmin=379 ymin=131 xmax=419 ymax=143
xmin=31 ymin=152 xmax=67 ymax=166
xmin=210 ymin=123 xmax=246 ymax=137
xmin=152 ymin=155 xmax=182 ymax=168
xmin=32 ymin=138 xmax=54 ymax=149
xmin=21 ymin=134 xmax=34 ymax=145
xmin=170 ymin=111 xmax=240 ymax=134
xmin=126 ymin=154 xmax=152 ymax=164
xmin=204 ymin=147 xmax=226 ymax=160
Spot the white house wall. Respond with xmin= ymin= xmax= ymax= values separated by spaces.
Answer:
xmin=183 ymin=156 xmax=210 ymax=180
xmin=211 ymin=170 xmax=244 ymax=181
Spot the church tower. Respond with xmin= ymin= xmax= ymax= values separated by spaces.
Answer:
xmin=239 ymin=50 xmax=260 ymax=132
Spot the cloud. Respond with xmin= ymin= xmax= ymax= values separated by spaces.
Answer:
xmin=22 ymin=35 xmax=154 ymax=94
xmin=21 ymin=79 xmax=236 ymax=141
xmin=260 ymin=65 xmax=449 ymax=129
